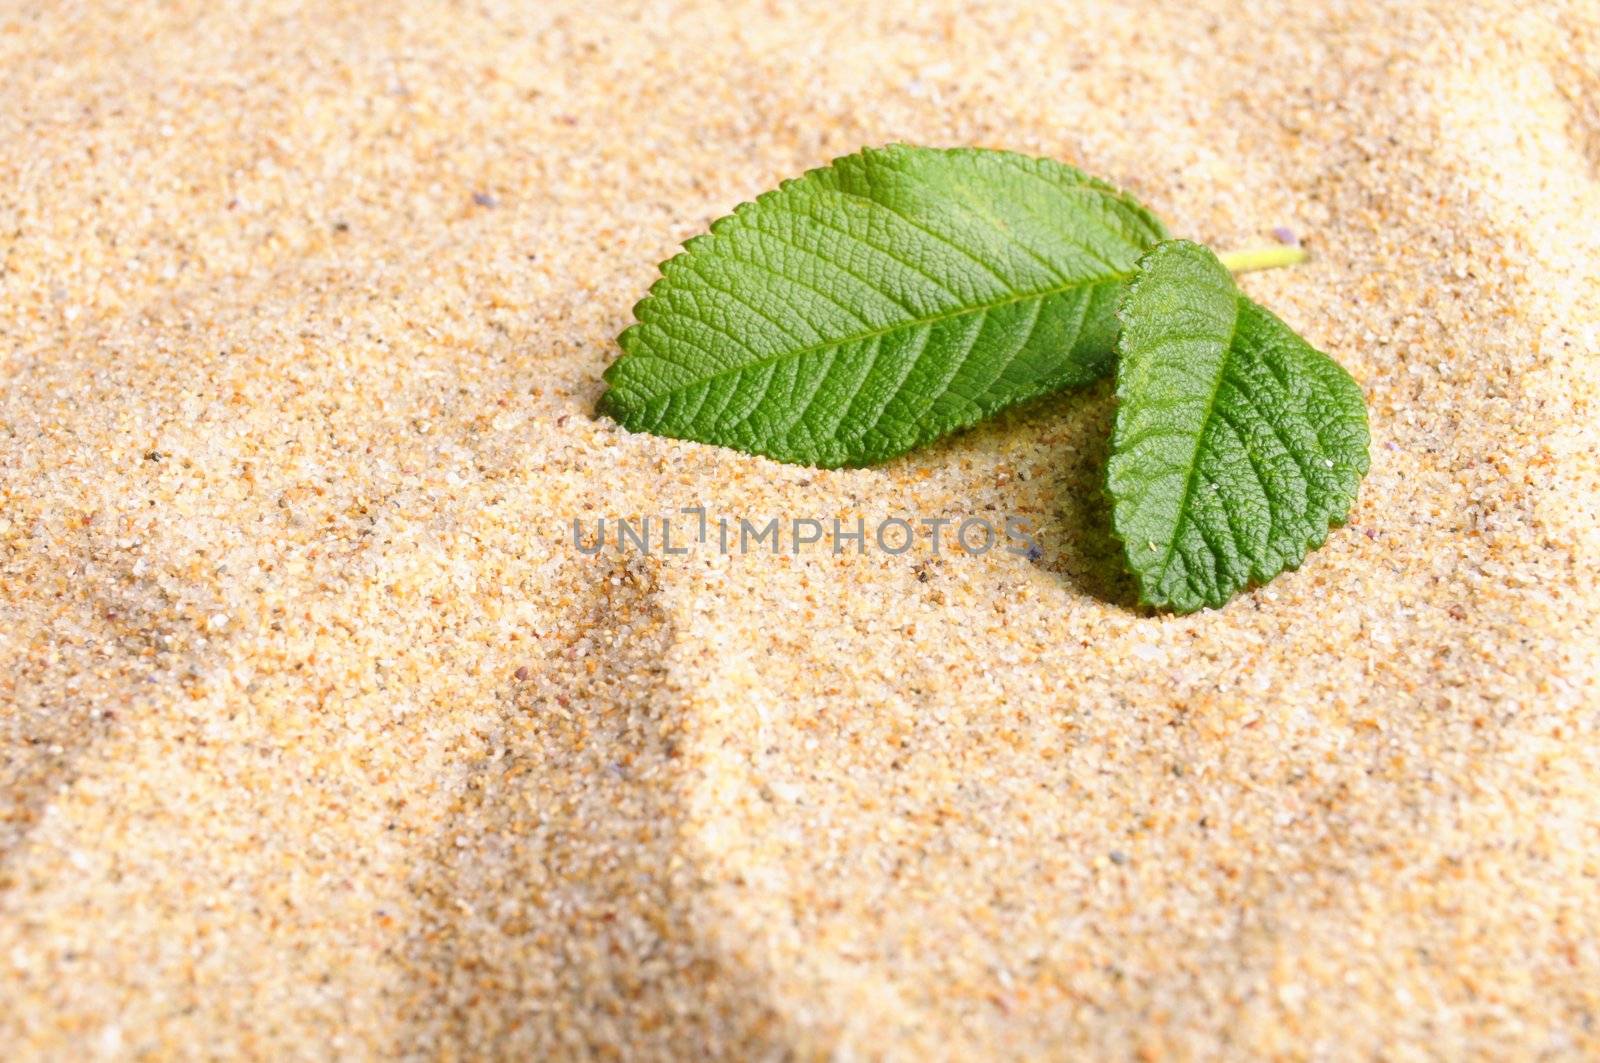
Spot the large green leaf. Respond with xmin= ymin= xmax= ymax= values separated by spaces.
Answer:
xmin=599 ymin=145 xmax=1167 ymax=467
xmin=1106 ymin=240 xmax=1370 ymax=613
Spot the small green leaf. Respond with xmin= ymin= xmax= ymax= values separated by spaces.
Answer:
xmin=1106 ymin=240 xmax=1370 ymax=613
xmin=600 ymin=145 xmax=1167 ymax=467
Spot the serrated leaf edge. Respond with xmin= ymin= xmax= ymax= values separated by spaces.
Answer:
xmin=599 ymin=144 xmax=1168 ymax=467
xmin=1106 ymin=239 xmax=1370 ymax=613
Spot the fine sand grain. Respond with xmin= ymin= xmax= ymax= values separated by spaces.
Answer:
xmin=2 ymin=1 xmax=1598 ymax=1058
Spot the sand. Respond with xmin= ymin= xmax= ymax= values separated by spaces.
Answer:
xmin=2 ymin=0 xmax=1598 ymax=1058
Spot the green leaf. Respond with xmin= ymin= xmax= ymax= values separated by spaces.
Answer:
xmin=1106 ymin=240 xmax=1370 ymax=613
xmin=599 ymin=144 xmax=1167 ymax=467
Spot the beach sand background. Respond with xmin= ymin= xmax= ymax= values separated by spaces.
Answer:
xmin=2 ymin=0 xmax=1598 ymax=1057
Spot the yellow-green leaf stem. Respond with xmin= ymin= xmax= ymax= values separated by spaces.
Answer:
xmin=1218 ymin=244 xmax=1308 ymax=274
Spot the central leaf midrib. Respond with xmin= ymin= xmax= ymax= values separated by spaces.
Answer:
xmin=1157 ymin=293 xmax=1245 ymax=582
xmin=637 ymin=270 xmax=1131 ymax=400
